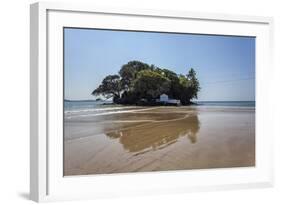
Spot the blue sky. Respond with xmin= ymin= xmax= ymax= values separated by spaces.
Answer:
xmin=64 ymin=28 xmax=255 ymax=101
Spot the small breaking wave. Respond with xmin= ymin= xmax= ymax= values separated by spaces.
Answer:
xmin=65 ymin=107 xmax=158 ymax=119
xmin=64 ymin=106 xmax=141 ymax=114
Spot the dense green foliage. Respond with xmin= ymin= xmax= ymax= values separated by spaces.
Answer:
xmin=134 ymin=70 xmax=171 ymax=100
xmin=91 ymin=75 xmax=122 ymax=102
xmin=92 ymin=60 xmax=200 ymax=105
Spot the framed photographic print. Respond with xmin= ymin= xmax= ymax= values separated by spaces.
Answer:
xmin=30 ymin=2 xmax=274 ymax=202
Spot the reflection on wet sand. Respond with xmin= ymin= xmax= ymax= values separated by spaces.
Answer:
xmin=64 ymin=106 xmax=255 ymax=176
xmin=106 ymin=114 xmax=200 ymax=154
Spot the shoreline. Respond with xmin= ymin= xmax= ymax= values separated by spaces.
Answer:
xmin=64 ymin=106 xmax=255 ymax=176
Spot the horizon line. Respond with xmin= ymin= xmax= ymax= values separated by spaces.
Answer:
xmin=64 ymin=99 xmax=255 ymax=102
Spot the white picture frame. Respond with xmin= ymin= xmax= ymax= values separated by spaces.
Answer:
xmin=30 ymin=2 xmax=274 ymax=202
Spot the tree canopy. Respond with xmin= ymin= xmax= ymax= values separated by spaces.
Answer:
xmin=134 ymin=70 xmax=171 ymax=100
xmin=91 ymin=74 xmax=122 ymax=102
xmin=92 ymin=60 xmax=200 ymax=105
xmin=119 ymin=61 xmax=151 ymax=91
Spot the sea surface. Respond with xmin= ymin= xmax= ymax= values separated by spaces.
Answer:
xmin=64 ymin=100 xmax=114 ymax=111
xmin=194 ymin=101 xmax=255 ymax=107
xmin=64 ymin=100 xmax=255 ymax=112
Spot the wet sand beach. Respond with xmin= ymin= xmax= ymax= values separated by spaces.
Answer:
xmin=64 ymin=106 xmax=255 ymax=176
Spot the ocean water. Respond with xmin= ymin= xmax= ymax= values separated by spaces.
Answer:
xmin=194 ymin=101 xmax=255 ymax=107
xmin=64 ymin=100 xmax=145 ymax=119
xmin=64 ymin=100 xmax=114 ymax=111
xmin=64 ymin=100 xmax=255 ymax=114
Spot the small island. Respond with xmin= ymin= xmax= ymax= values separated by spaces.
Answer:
xmin=92 ymin=60 xmax=200 ymax=106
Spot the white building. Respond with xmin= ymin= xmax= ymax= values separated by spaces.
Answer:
xmin=158 ymin=94 xmax=180 ymax=105
xmin=159 ymin=94 xmax=168 ymax=102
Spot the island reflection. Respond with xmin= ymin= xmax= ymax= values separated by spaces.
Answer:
xmin=105 ymin=112 xmax=200 ymax=154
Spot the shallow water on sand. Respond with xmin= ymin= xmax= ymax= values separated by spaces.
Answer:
xmin=63 ymin=106 xmax=255 ymax=176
